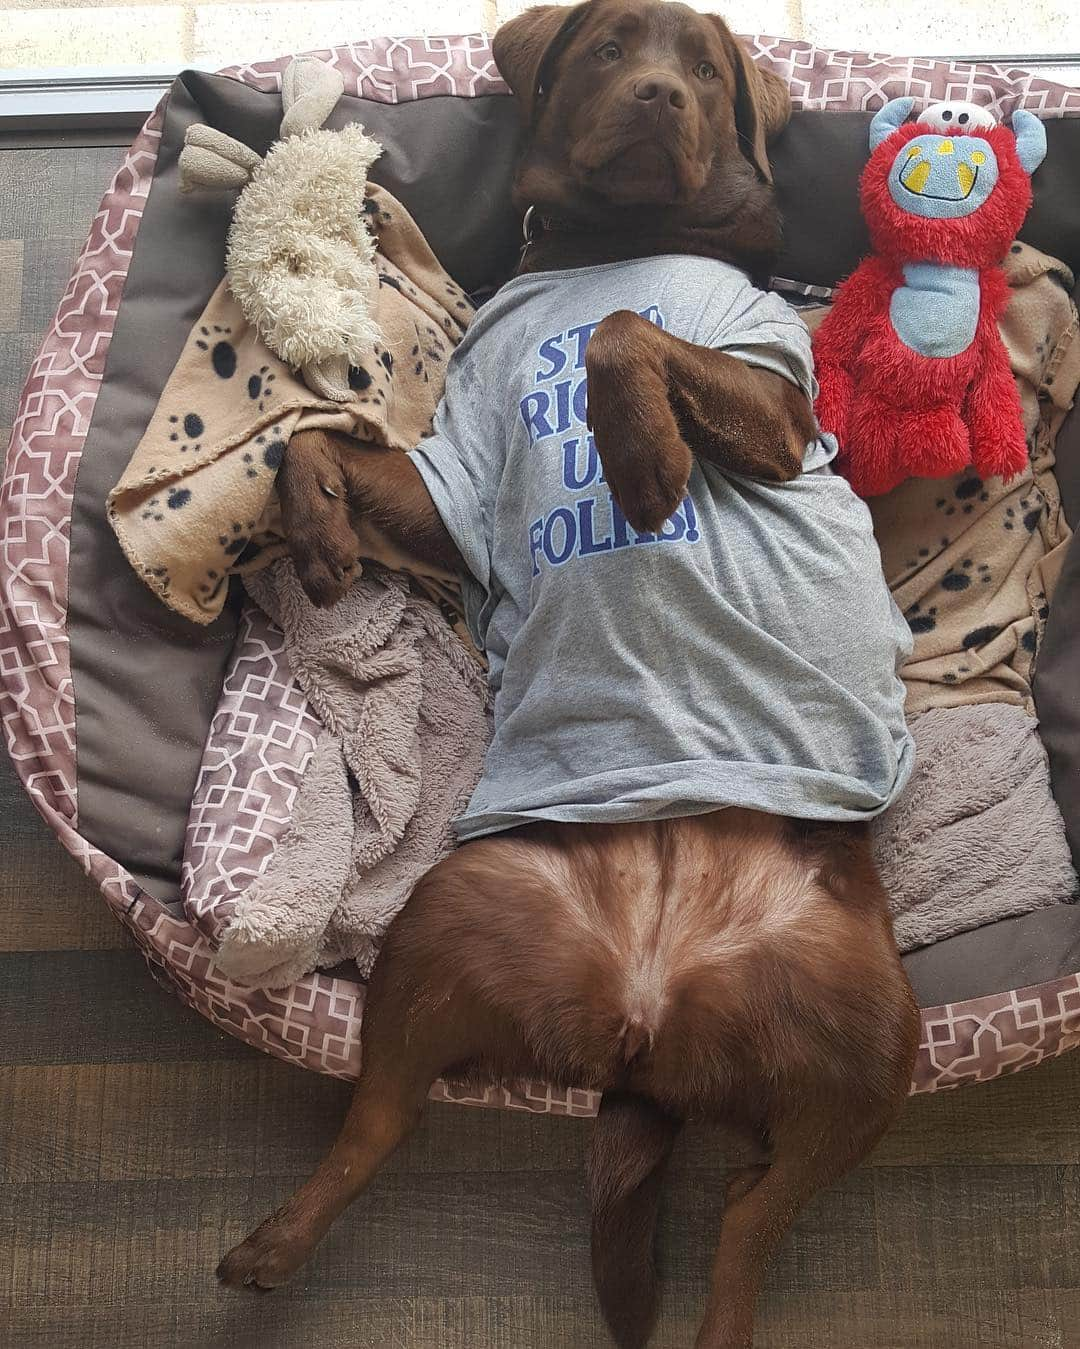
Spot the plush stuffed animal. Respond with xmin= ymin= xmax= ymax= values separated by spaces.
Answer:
xmin=812 ymin=96 xmax=1047 ymax=497
xmin=178 ymin=56 xmax=383 ymax=401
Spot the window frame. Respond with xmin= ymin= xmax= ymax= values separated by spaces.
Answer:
xmin=0 ymin=66 xmax=188 ymax=134
xmin=1 ymin=51 xmax=1077 ymax=135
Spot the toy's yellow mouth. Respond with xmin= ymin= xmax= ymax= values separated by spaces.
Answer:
xmin=899 ymin=141 xmax=985 ymax=201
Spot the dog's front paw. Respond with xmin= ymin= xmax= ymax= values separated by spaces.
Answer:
xmin=217 ymin=1221 xmax=313 ymax=1291
xmin=288 ymin=520 xmax=360 ymax=607
xmin=604 ymin=444 xmax=691 ymax=534
xmin=585 ymin=310 xmax=692 ymax=533
xmin=277 ymin=430 xmax=362 ymax=606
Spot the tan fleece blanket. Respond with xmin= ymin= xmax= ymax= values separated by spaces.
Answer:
xmin=108 ymin=183 xmax=474 ymax=626
xmin=805 ymin=241 xmax=1080 ymax=716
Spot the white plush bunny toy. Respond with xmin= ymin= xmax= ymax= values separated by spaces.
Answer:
xmin=178 ymin=56 xmax=383 ymax=402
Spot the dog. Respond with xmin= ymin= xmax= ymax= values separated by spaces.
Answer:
xmin=218 ymin=5 xmax=920 ymax=1346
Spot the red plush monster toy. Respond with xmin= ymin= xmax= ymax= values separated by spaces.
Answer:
xmin=813 ymin=97 xmax=1047 ymax=497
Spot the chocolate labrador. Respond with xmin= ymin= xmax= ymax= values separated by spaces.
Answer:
xmin=218 ymin=5 xmax=919 ymax=1346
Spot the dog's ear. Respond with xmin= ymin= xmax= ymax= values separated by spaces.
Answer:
xmin=712 ymin=21 xmax=790 ymax=183
xmin=493 ymin=3 xmax=591 ymax=125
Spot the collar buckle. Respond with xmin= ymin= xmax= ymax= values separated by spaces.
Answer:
xmin=519 ymin=204 xmax=537 ymax=263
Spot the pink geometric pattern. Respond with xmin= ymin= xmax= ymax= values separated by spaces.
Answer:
xmin=2 ymin=34 xmax=1079 ymax=1111
xmin=748 ymin=36 xmax=1080 ymax=117
xmin=0 ymin=116 xmax=161 ymax=828
xmin=913 ymin=973 xmax=1080 ymax=1092
xmin=182 ymin=605 xmax=320 ymax=946
xmin=218 ymin=33 xmax=505 ymax=101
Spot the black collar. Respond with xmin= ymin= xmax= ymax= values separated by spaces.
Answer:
xmin=519 ymin=204 xmax=602 ymax=263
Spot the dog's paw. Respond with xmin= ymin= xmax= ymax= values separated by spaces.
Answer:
xmin=605 ymin=443 xmax=692 ymax=534
xmin=289 ymin=524 xmax=360 ymax=607
xmin=217 ymin=1224 xmax=310 ymax=1292
xmin=585 ymin=316 xmax=692 ymax=533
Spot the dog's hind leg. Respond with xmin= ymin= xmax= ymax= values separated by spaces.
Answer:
xmin=216 ymin=855 xmax=522 ymax=1292
xmin=691 ymin=1106 xmax=894 ymax=1349
xmin=692 ymin=963 xmax=917 ymax=1348
xmin=680 ymin=821 xmax=919 ymax=1348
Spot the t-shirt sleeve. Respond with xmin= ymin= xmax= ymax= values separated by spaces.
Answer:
xmin=700 ymin=284 xmax=818 ymax=402
xmin=407 ymin=358 xmax=493 ymax=591
xmin=699 ymin=281 xmax=836 ymax=473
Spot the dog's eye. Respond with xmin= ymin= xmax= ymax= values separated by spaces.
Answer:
xmin=595 ymin=41 xmax=622 ymax=62
xmin=695 ymin=60 xmax=717 ymax=80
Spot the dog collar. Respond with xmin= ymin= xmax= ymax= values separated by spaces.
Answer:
xmin=519 ymin=205 xmax=600 ymax=263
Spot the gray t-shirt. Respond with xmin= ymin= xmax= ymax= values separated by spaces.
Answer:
xmin=409 ymin=255 xmax=914 ymax=841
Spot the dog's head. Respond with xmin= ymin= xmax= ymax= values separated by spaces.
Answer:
xmin=493 ymin=0 xmax=790 ymax=215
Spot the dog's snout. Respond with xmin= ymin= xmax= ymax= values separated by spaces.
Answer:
xmin=633 ymin=75 xmax=687 ymax=109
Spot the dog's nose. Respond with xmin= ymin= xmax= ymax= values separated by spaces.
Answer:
xmin=633 ymin=76 xmax=687 ymax=109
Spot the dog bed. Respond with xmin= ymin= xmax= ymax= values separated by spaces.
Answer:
xmin=3 ymin=34 xmax=1080 ymax=1114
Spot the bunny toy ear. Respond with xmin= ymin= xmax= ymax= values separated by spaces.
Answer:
xmin=302 ymin=356 xmax=352 ymax=403
xmin=1011 ymin=109 xmax=1048 ymax=176
xmin=179 ymin=124 xmax=262 ymax=192
xmin=869 ymin=97 xmax=915 ymax=151
xmin=280 ymin=56 xmax=345 ymax=138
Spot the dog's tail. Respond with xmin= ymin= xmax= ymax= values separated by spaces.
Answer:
xmin=588 ymin=1090 xmax=682 ymax=1349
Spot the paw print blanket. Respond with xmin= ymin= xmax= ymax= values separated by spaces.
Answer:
xmin=867 ymin=242 xmax=1080 ymax=719
xmin=107 ymin=184 xmax=473 ymax=625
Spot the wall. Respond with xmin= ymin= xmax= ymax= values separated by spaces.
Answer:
xmin=2 ymin=0 xmax=1078 ymax=78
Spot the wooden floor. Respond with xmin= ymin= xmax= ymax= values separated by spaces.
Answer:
xmin=4 ymin=142 xmax=1080 ymax=1349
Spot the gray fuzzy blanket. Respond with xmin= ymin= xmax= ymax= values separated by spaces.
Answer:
xmin=213 ymin=559 xmax=492 ymax=988
xmin=874 ymin=702 xmax=1077 ymax=953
